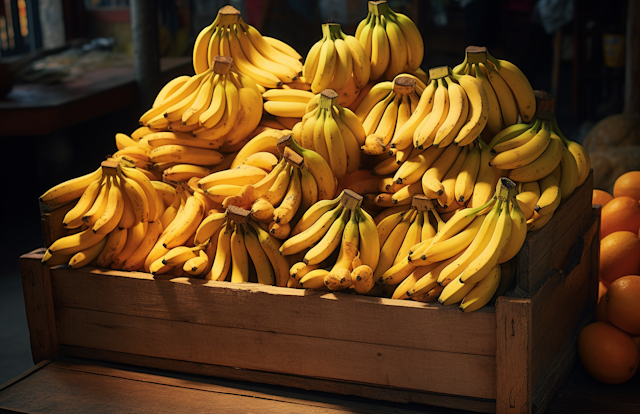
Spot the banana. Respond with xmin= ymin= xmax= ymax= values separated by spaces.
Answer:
xmin=331 ymin=212 xmax=360 ymax=271
xmin=143 ymin=131 xmax=224 ymax=150
xmin=115 ymin=133 xmax=139 ymax=150
xmin=535 ymin=174 xmax=561 ymax=216
xmin=121 ymin=221 xmax=163 ymax=271
xmin=324 ymin=268 xmax=353 ymax=290
xmin=40 ymin=167 xmax=102 ymax=208
xmin=334 ymin=111 xmax=362 ymax=174
xmin=370 ymin=15 xmax=390 ymax=80
xmin=93 ymin=175 xmax=125 ymax=235
xmin=484 ymin=62 xmax=518 ymax=127
xmin=228 ymin=225 xmax=249 ymax=283
xmin=96 ymin=227 xmax=127 ymax=268
xmin=341 ymin=32 xmax=370 ymax=89
xmin=226 ymin=25 xmax=281 ymax=88
xmin=373 ymin=94 xmax=401 ymax=148
xmin=468 ymin=141 xmax=498 ymax=209
xmin=268 ymin=221 xmax=290 ymax=240
xmin=493 ymin=120 xmax=541 ymax=153
xmin=198 ymin=73 xmax=227 ymax=130
xmin=516 ymin=181 xmax=540 ymax=220
xmin=422 ymin=144 xmax=462 ymax=196
xmin=262 ymin=165 xmax=292 ymax=206
xmin=43 ymin=226 xmax=106 ymax=263
xmin=383 ymin=17 xmax=407 ymax=79
xmin=491 ymin=122 xmax=551 ymax=170
xmin=359 ymin=12 xmax=374 ymax=62
xmin=415 ymin=77 xmax=449 ymax=149
xmin=390 ymin=261 xmax=439 ymax=300
xmin=357 ymin=208 xmax=380 ymax=272
xmin=454 ymin=141 xmax=481 ymax=204
xmin=263 ymin=36 xmax=302 ymax=60
xmin=194 ymin=211 xmax=227 ymax=245
xmin=390 ymin=80 xmax=435 ymax=150
xmin=460 ymin=264 xmax=501 ymax=312
xmin=162 ymin=195 xmax=205 ymax=249
xmin=280 ymin=203 xmax=344 ymax=256
xmin=460 ymin=198 xmax=512 ymax=285
xmin=198 ymin=165 xmax=267 ymax=190
xmin=242 ymin=223 xmax=275 ymax=285
xmin=162 ymin=245 xmax=204 ymax=267
xmin=110 ymin=221 xmax=148 ymax=269
xmin=247 ymin=220 xmax=290 ymax=287
xmin=235 ymin=25 xmax=297 ymax=83
xmin=299 ymin=269 xmax=330 ymax=289
xmin=288 ymin=136 xmax=336 ymax=200
xmin=330 ymin=36 xmax=353 ymax=91
xmin=304 ymin=207 xmax=349 ymax=265
xmin=163 ymin=164 xmax=211 ymax=182
xmin=552 ymin=119 xmax=590 ymax=186
xmin=473 ymin=63 xmax=502 ymax=139
xmin=433 ymin=77 xmax=469 ymax=147
xmin=63 ymin=178 xmax=103 ymax=229
xmin=439 ymin=145 xmax=468 ymax=208
xmin=372 ymin=209 xmax=415 ymax=282
xmin=527 ymin=210 xmax=554 ymax=231
xmin=263 ymin=89 xmax=315 ymax=103
xmin=303 ymin=31 xmax=325 ymax=83
xmin=438 ymin=275 xmax=477 ymax=306
xmin=498 ymin=193 xmax=527 ymax=264
xmin=389 ymin=11 xmax=423 ymax=71
xmin=153 ymin=76 xmax=191 ymax=108
xmin=311 ymin=26 xmax=337 ymax=93
xmin=411 ymin=215 xmax=484 ymax=267
xmin=355 ymin=81 xmax=393 ymax=122
xmin=251 ymin=197 xmax=275 ymax=222
xmin=193 ymin=21 xmax=216 ymax=73
xmin=240 ymin=20 xmax=303 ymax=72
xmin=406 ymin=254 xmax=461 ymax=297
xmin=183 ymin=250 xmax=209 ymax=276
xmin=291 ymin=197 xmax=340 ymax=236
xmin=67 ymin=237 xmax=108 ymax=268
xmin=507 ymin=130 xmax=563 ymax=183
xmin=81 ymin=176 xmax=111 ymax=228
xmin=273 ymin=167 xmax=302 ymax=225
xmin=559 ymin=142 xmax=579 ymax=200
xmin=452 ymin=73 xmax=490 ymax=147
xmin=487 ymin=52 xmax=535 ymax=122
xmin=207 ymin=221 xmax=233 ymax=281
xmin=230 ymin=128 xmax=286 ymax=168
xmin=264 ymin=101 xmax=307 ymax=118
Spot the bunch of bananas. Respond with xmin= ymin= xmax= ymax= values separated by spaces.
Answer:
xmin=40 ymin=160 xmax=170 ymax=268
xmin=261 ymin=89 xmax=315 ymax=128
xmin=282 ymin=190 xmax=380 ymax=294
xmin=356 ymin=75 xmax=425 ymax=155
xmin=452 ymin=46 xmax=536 ymax=140
xmin=193 ymin=5 xmax=303 ymax=90
xmin=294 ymin=89 xmax=366 ymax=179
xmin=386 ymin=179 xmax=526 ymax=311
xmin=390 ymin=66 xmax=489 ymax=151
xmin=138 ymin=56 xmax=262 ymax=147
xmin=150 ymin=206 xmax=290 ymax=285
xmin=487 ymin=110 xmax=591 ymax=230
xmin=355 ymin=1 xmax=424 ymax=81
xmin=304 ymin=23 xmax=370 ymax=95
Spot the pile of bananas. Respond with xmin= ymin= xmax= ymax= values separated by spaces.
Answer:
xmin=138 ymin=56 xmax=262 ymax=147
xmin=452 ymin=46 xmax=535 ymax=140
xmin=304 ymin=23 xmax=370 ymax=95
xmin=355 ymin=1 xmax=424 ymax=81
xmin=293 ymin=89 xmax=366 ymax=179
xmin=487 ymin=110 xmax=591 ymax=230
xmin=281 ymin=190 xmax=380 ymax=293
xmin=357 ymin=75 xmax=424 ymax=155
xmin=193 ymin=5 xmax=303 ymax=90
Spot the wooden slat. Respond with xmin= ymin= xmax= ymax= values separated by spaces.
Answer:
xmin=0 ymin=360 xmax=51 ymax=392
xmin=59 ymin=346 xmax=496 ymax=413
xmin=55 ymin=307 xmax=497 ymax=400
xmin=530 ymin=218 xmax=598 ymax=390
xmin=496 ymin=297 xmax=532 ymax=414
xmin=46 ymin=263 xmax=496 ymax=357
xmin=39 ymin=202 xmax=74 ymax=248
xmin=19 ymin=250 xmax=59 ymax=364
xmin=516 ymin=171 xmax=593 ymax=293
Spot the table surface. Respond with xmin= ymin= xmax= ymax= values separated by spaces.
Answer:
xmin=0 ymin=57 xmax=192 ymax=136
xmin=0 ymin=357 xmax=638 ymax=414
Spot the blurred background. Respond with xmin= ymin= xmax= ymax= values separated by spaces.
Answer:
xmin=0 ymin=0 xmax=633 ymax=384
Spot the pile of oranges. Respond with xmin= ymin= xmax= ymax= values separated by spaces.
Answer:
xmin=579 ymin=171 xmax=640 ymax=384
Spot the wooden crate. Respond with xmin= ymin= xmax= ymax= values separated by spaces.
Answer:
xmin=22 ymin=173 xmax=597 ymax=414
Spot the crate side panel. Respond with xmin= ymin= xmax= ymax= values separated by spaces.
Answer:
xmin=517 ymin=171 xmax=593 ymax=293
xmin=530 ymin=217 xmax=598 ymax=391
xmin=55 ymin=307 xmax=497 ymax=400
xmin=49 ymin=266 xmax=497 ymax=356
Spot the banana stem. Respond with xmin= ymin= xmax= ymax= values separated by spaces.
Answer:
xmin=495 ymin=177 xmax=516 ymax=202
xmin=369 ymin=1 xmax=390 ymax=16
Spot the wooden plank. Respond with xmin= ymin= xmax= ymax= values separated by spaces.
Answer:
xmin=47 ymin=263 xmax=497 ymax=357
xmin=516 ymin=171 xmax=592 ymax=293
xmin=19 ymin=250 xmax=59 ymax=364
xmin=530 ymin=218 xmax=598 ymax=390
xmin=0 ymin=360 xmax=51 ymax=392
xmin=40 ymin=202 xmax=74 ymax=247
xmin=496 ymin=297 xmax=532 ymax=414
xmin=55 ymin=307 xmax=497 ymax=400
xmin=58 ymin=347 xmax=496 ymax=413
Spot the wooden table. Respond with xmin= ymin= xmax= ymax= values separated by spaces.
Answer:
xmin=0 ymin=57 xmax=192 ymax=136
xmin=0 ymin=357 xmax=638 ymax=414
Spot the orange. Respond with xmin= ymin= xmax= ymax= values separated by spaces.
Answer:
xmin=595 ymin=296 xmax=608 ymax=323
xmin=600 ymin=196 xmax=640 ymax=239
xmin=606 ymin=275 xmax=640 ymax=334
xmin=578 ymin=322 xmax=640 ymax=384
xmin=592 ymin=189 xmax=613 ymax=208
xmin=613 ymin=171 xmax=640 ymax=200
xmin=599 ymin=231 xmax=640 ymax=285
